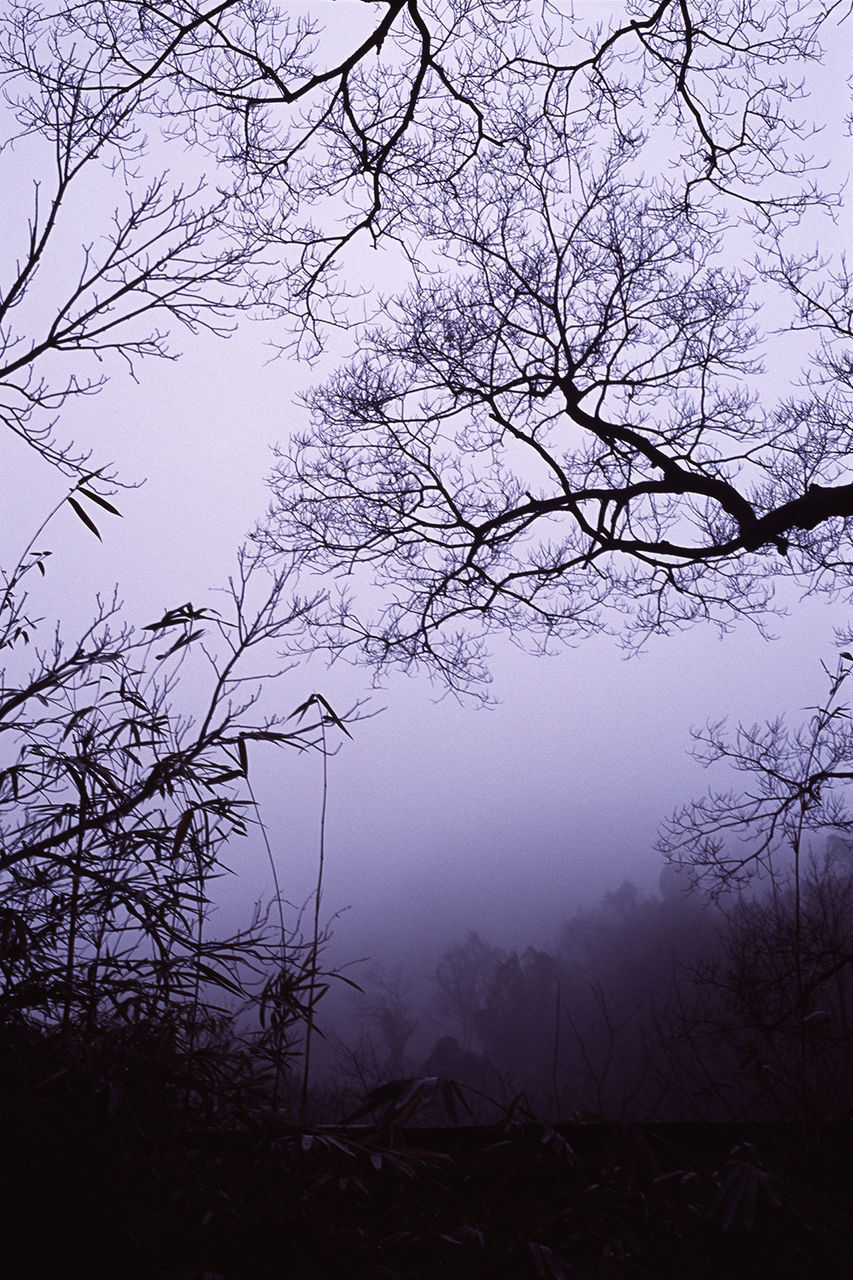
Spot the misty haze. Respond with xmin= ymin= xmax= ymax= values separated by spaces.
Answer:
xmin=1 ymin=0 xmax=852 ymax=1276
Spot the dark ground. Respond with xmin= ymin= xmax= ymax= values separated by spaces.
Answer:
xmin=2 ymin=1034 xmax=851 ymax=1278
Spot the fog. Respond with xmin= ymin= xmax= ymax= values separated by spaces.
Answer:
xmin=1 ymin=0 xmax=850 ymax=1122
xmin=7 ymin=322 xmax=843 ymax=1123
xmin=7 ymin=8 xmax=853 ymax=1276
xmin=0 ymin=10 xmax=845 ymax=999
xmin=2 ymin=314 xmax=842 ymax=982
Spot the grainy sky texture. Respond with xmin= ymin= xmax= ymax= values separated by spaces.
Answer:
xmin=1 ymin=319 xmax=842 ymax=965
xmin=0 ymin=0 xmax=850 ymax=975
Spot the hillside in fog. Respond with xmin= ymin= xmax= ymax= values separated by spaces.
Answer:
xmin=2 ymin=0 xmax=853 ymax=1274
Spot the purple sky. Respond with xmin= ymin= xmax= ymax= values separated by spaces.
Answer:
xmin=1 ymin=316 xmax=843 ymax=972
xmin=1 ymin=0 xmax=849 ymax=983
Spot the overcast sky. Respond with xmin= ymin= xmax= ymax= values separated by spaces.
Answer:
xmin=0 ymin=0 xmax=850 ymax=983
xmin=1 ymin=310 xmax=843 ymax=972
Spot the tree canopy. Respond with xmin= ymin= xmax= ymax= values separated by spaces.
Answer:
xmin=0 ymin=0 xmax=850 ymax=692
xmin=253 ymin=0 xmax=853 ymax=689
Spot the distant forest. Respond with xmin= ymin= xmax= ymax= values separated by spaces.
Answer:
xmin=3 ymin=0 xmax=853 ymax=1272
xmin=342 ymin=839 xmax=853 ymax=1127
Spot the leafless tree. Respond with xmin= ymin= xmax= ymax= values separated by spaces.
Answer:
xmin=0 ymin=10 xmax=262 ymax=484
xmin=658 ymin=659 xmax=853 ymax=1121
xmin=0 ymin=0 xmax=529 ymax=414
xmin=0 ymin=0 xmax=437 ymax=481
xmin=660 ymin=657 xmax=853 ymax=895
xmin=255 ymin=0 xmax=852 ymax=690
xmin=4 ymin=0 xmax=845 ymax=499
xmin=434 ymin=929 xmax=506 ymax=1051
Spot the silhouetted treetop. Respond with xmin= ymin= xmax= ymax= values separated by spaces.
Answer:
xmin=2 ymin=1 xmax=851 ymax=687
xmin=4 ymin=0 xmax=845 ymax=485
xmin=261 ymin=63 xmax=851 ymax=686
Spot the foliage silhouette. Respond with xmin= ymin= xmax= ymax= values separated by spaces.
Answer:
xmin=658 ymin=657 xmax=853 ymax=1124
xmin=252 ymin=0 xmax=852 ymax=689
xmin=0 ymin=530 xmax=356 ymax=1113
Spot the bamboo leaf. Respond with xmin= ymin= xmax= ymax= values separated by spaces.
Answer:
xmin=67 ymin=496 xmax=101 ymax=540
xmin=192 ymin=961 xmax=244 ymax=997
xmin=78 ymin=488 xmax=122 ymax=517
xmin=144 ymin=603 xmax=194 ymax=631
xmin=289 ymin=694 xmax=318 ymax=722
xmin=60 ymin=706 xmax=97 ymax=741
xmin=205 ymin=768 xmax=244 ymax=786
xmin=172 ymin=810 xmax=194 ymax=860
xmin=155 ymin=629 xmax=205 ymax=659
xmin=0 ymin=908 xmax=30 ymax=962
xmin=313 ymin=692 xmax=352 ymax=738
xmin=289 ymin=692 xmax=352 ymax=738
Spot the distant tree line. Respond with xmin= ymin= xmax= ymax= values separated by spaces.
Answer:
xmin=347 ymin=842 xmax=853 ymax=1125
xmin=348 ymin=660 xmax=853 ymax=1126
xmin=2 ymin=0 xmax=852 ymax=1136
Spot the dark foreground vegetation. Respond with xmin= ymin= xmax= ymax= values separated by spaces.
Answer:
xmin=3 ymin=1015 xmax=853 ymax=1280
xmin=3 ymin=538 xmax=853 ymax=1275
xmin=3 ymin=0 xmax=853 ymax=1273
xmin=4 ymin=828 xmax=853 ymax=1277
